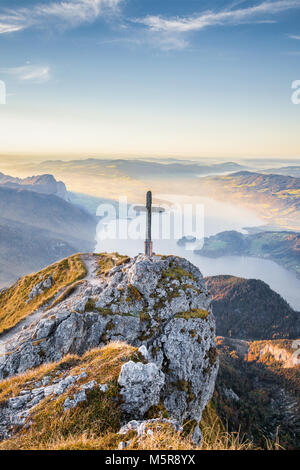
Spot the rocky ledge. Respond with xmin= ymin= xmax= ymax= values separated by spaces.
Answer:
xmin=0 ymin=253 xmax=218 ymax=443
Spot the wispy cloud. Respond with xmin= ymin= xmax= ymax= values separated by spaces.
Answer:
xmin=1 ymin=65 xmax=51 ymax=83
xmin=136 ymin=1 xmax=300 ymax=33
xmin=149 ymin=34 xmax=188 ymax=52
xmin=289 ymin=34 xmax=300 ymax=39
xmin=134 ymin=0 xmax=300 ymax=50
xmin=0 ymin=0 xmax=122 ymax=34
xmin=35 ymin=0 xmax=121 ymax=25
xmin=0 ymin=10 xmax=30 ymax=34
xmin=0 ymin=22 xmax=24 ymax=34
xmin=97 ymin=32 xmax=188 ymax=52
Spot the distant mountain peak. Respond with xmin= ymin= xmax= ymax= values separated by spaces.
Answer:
xmin=0 ymin=171 xmax=69 ymax=201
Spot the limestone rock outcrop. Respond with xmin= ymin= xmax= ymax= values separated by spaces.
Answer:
xmin=0 ymin=253 xmax=219 ymax=442
xmin=118 ymin=360 xmax=165 ymax=418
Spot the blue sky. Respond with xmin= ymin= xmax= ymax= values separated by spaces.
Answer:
xmin=0 ymin=0 xmax=300 ymax=158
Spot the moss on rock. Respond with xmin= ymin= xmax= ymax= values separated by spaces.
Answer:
xmin=175 ymin=309 xmax=210 ymax=320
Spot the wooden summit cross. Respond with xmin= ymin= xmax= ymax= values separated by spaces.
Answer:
xmin=134 ymin=191 xmax=165 ymax=256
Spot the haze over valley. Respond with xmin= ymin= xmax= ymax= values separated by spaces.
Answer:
xmin=1 ymin=156 xmax=300 ymax=309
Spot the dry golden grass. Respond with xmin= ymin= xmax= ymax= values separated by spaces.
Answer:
xmin=0 ymin=254 xmax=87 ymax=334
xmin=0 ymin=341 xmax=280 ymax=451
xmin=47 ymin=279 xmax=86 ymax=310
xmin=2 ymin=432 xmax=121 ymax=451
xmin=125 ymin=423 xmax=255 ymax=451
xmin=0 ymin=362 xmax=57 ymax=405
xmin=0 ymin=420 xmax=257 ymax=451
xmin=0 ymin=342 xmax=140 ymax=451
xmin=0 ymin=341 xmax=137 ymax=404
xmin=96 ymin=253 xmax=130 ymax=277
xmin=126 ymin=402 xmax=254 ymax=451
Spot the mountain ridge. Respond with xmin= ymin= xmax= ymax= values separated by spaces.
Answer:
xmin=205 ymin=274 xmax=300 ymax=340
xmin=0 ymin=172 xmax=69 ymax=201
xmin=0 ymin=185 xmax=97 ymax=287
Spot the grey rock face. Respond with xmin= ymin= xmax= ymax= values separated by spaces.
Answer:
xmin=0 ymin=371 xmax=87 ymax=440
xmin=0 ymin=253 xmax=219 ymax=436
xmin=138 ymin=345 xmax=149 ymax=361
xmin=63 ymin=387 xmax=89 ymax=411
xmin=224 ymin=387 xmax=240 ymax=402
xmin=118 ymin=361 xmax=165 ymax=418
xmin=118 ymin=419 xmax=183 ymax=437
xmin=28 ymin=276 xmax=53 ymax=301
xmin=192 ymin=425 xmax=203 ymax=445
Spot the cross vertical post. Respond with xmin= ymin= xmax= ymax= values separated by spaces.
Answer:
xmin=145 ymin=191 xmax=152 ymax=256
xmin=134 ymin=191 xmax=165 ymax=257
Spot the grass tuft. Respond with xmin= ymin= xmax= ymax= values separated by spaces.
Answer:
xmin=96 ymin=253 xmax=130 ymax=277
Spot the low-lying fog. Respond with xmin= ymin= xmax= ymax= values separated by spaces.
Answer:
xmin=95 ymin=195 xmax=300 ymax=311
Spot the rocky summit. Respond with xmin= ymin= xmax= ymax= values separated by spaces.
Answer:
xmin=0 ymin=253 xmax=218 ymax=445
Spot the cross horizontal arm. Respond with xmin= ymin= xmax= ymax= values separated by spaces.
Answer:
xmin=133 ymin=206 xmax=147 ymax=212
xmin=134 ymin=206 xmax=165 ymax=214
xmin=151 ymin=207 xmax=165 ymax=213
